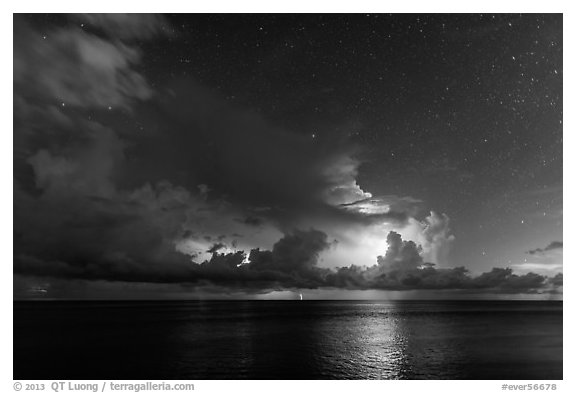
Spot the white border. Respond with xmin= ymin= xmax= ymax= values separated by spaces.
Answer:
xmin=3 ymin=1 xmax=572 ymax=391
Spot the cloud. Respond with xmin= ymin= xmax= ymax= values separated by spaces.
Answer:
xmin=339 ymin=195 xmax=423 ymax=216
xmin=515 ymin=241 xmax=563 ymax=276
xmin=527 ymin=241 xmax=563 ymax=255
xmin=375 ymin=231 xmax=422 ymax=272
xmin=206 ymin=243 xmax=227 ymax=254
xmin=549 ymin=273 xmax=563 ymax=287
xmin=137 ymin=80 xmax=377 ymax=219
xmin=15 ymin=226 xmax=331 ymax=290
xmin=234 ymin=216 xmax=264 ymax=227
xmin=200 ymin=229 xmax=332 ymax=289
xmin=14 ymin=181 xmax=193 ymax=284
xmin=420 ymin=211 xmax=456 ymax=265
xmin=14 ymin=19 xmax=153 ymax=110
xmin=321 ymin=155 xmax=373 ymax=205
xmin=325 ymin=232 xmax=549 ymax=294
xmin=472 ymin=268 xmax=545 ymax=292
xmin=25 ymin=124 xmax=124 ymax=198
xmin=73 ymin=14 xmax=170 ymax=40
xmin=251 ymin=229 xmax=329 ymax=273
xmin=15 ymin=221 xmax=554 ymax=295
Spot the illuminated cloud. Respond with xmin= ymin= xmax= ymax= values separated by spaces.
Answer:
xmin=340 ymin=195 xmax=423 ymax=216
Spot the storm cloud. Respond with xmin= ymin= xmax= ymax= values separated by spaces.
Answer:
xmin=15 ymin=222 xmax=556 ymax=295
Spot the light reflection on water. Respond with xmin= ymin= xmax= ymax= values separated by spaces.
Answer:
xmin=310 ymin=305 xmax=407 ymax=379
xmin=14 ymin=300 xmax=562 ymax=379
xmin=303 ymin=302 xmax=469 ymax=379
xmin=165 ymin=301 xmax=561 ymax=379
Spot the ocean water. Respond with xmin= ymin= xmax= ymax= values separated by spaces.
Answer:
xmin=13 ymin=300 xmax=562 ymax=380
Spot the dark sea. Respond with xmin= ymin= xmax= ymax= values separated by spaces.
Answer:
xmin=13 ymin=300 xmax=562 ymax=380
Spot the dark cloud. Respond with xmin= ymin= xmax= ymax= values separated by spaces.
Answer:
xmin=206 ymin=243 xmax=227 ymax=254
xmin=472 ymin=268 xmax=546 ymax=293
xmin=196 ymin=229 xmax=332 ymax=289
xmin=14 ymin=181 xmax=194 ymax=284
xmin=234 ymin=216 xmax=264 ymax=227
xmin=250 ymin=229 xmax=329 ymax=274
xmin=549 ymin=273 xmax=563 ymax=287
xmin=14 ymin=226 xmax=330 ymax=290
xmin=130 ymin=80 xmax=373 ymax=218
xmin=527 ymin=241 xmax=563 ymax=255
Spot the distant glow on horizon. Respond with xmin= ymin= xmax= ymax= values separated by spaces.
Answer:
xmin=319 ymin=221 xmax=393 ymax=268
xmin=512 ymin=262 xmax=563 ymax=271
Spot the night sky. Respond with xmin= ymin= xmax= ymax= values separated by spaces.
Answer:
xmin=13 ymin=14 xmax=563 ymax=299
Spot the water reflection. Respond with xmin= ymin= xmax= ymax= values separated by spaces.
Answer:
xmin=387 ymin=301 xmax=468 ymax=379
xmin=304 ymin=301 xmax=469 ymax=379
xmin=164 ymin=300 xmax=563 ymax=379
xmin=308 ymin=302 xmax=404 ymax=379
xmin=14 ymin=300 xmax=563 ymax=380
